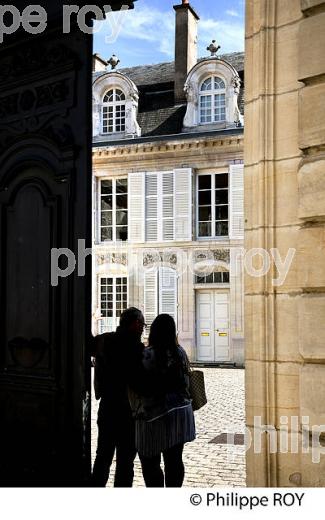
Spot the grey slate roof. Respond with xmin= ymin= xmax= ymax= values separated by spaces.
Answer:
xmin=93 ymin=52 xmax=244 ymax=139
xmin=93 ymin=52 xmax=244 ymax=87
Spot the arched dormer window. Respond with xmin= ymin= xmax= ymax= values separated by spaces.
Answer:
xmin=199 ymin=76 xmax=226 ymax=124
xmin=102 ymin=88 xmax=126 ymax=134
xmin=183 ymin=58 xmax=243 ymax=132
xmin=93 ymin=72 xmax=141 ymax=139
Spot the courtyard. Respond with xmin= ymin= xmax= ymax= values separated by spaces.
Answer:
xmin=91 ymin=367 xmax=246 ymax=487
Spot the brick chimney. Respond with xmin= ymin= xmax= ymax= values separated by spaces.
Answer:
xmin=173 ymin=0 xmax=199 ymax=104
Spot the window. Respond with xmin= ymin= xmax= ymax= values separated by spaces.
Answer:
xmin=99 ymin=277 xmax=128 ymax=333
xmin=200 ymin=76 xmax=226 ymax=124
xmin=128 ymin=168 xmax=192 ymax=243
xmin=195 ymin=271 xmax=230 ymax=284
xmin=145 ymin=172 xmax=174 ymax=242
xmin=100 ymin=178 xmax=128 ymax=242
xmin=198 ymin=173 xmax=229 ymax=238
xmin=102 ymin=88 xmax=126 ymax=133
xmin=144 ymin=267 xmax=177 ymax=329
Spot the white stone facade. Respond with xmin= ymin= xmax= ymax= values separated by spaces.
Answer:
xmin=92 ymin=133 xmax=245 ymax=366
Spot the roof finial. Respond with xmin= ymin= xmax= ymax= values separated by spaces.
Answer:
xmin=207 ymin=40 xmax=221 ymax=57
xmin=107 ymin=54 xmax=120 ymax=70
xmin=182 ymin=0 xmax=189 ymax=4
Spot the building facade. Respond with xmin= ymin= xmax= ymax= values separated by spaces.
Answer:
xmin=92 ymin=1 xmax=245 ymax=365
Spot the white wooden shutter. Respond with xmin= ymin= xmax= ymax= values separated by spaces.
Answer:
xmin=229 ymin=164 xmax=244 ymax=240
xmin=128 ymin=172 xmax=145 ymax=243
xmin=145 ymin=173 xmax=158 ymax=241
xmin=174 ymin=168 xmax=192 ymax=241
xmin=162 ymin=171 xmax=174 ymax=241
xmin=144 ymin=269 xmax=158 ymax=328
xmin=159 ymin=267 xmax=177 ymax=325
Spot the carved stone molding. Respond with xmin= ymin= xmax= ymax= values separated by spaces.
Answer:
xmin=143 ymin=251 xmax=177 ymax=267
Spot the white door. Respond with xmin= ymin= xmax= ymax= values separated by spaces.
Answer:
xmin=197 ymin=291 xmax=230 ymax=362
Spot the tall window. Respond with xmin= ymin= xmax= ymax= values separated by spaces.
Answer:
xmin=198 ymin=173 xmax=229 ymax=238
xmin=145 ymin=172 xmax=174 ymax=242
xmin=102 ymin=89 xmax=126 ymax=133
xmin=200 ymin=76 xmax=226 ymax=124
xmin=100 ymin=178 xmax=128 ymax=242
xmin=99 ymin=277 xmax=128 ymax=333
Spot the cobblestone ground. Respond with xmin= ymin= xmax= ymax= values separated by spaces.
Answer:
xmin=91 ymin=367 xmax=246 ymax=487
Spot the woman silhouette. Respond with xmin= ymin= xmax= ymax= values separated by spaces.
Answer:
xmin=133 ymin=314 xmax=196 ymax=487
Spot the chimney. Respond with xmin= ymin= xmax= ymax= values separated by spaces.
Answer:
xmin=173 ymin=0 xmax=199 ymax=104
xmin=93 ymin=53 xmax=108 ymax=72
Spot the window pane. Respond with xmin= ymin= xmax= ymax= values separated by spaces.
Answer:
xmin=101 ymin=227 xmax=112 ymax=241
xmin=215 ymin=206 xmax=228 ymax=220
xmin=215 ymin=221 xmax=229 ymax=236
xmin=116 ymin=210 xmax=128 ymax=225
xmin=198 ymin=176 xmax=211 ymax=190
xmin=199 ymin=190 xmax=211 ymax=205
xmin=199 ymin=222 xmax=211 ymax=237
xmin=116 ymin=194 xmax=127 ymax=209
xmin=214 ymin=77 xmax=225 ymax=89
xmin=214 ymin=272 xmax=222 ymax=283
xmin=116 ymin=227 xmax=128 ymax=241
xmin=101 ymin=195 xmax=112 ymax=210
xmin=215 ymin=190 xmax=228 ymax=204
xmin=101 ymin=211 xmax=112 ymax=226
xmin=101 ymin=181 xmax=112 ymax=194
xmin=201 ymin=77 xmax=212 ymax=91
xmin=103 ymin=90 xmax=114 ymax=102
xmin=115 ymin=89 xmax=125 ymax=101
xmin=223 ymin=272 xmax=230 ymax=283
xmin=199 ymin=207 xmax=212 ymax=221
xmin=200 ymin=95 xmax=212 ymax=107
xmin=116 ymin=179 xmax=128 ymax=194
xmin=215 ymin=173 xmax=228 ymax=189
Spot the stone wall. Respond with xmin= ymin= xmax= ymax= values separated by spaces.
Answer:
xmin=245 ymin=0 xmax=325 ymax=486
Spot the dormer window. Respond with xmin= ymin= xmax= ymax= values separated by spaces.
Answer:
xmin=102 ymin=89 xmax=126 ymax=134
xmin=183 ymin=58 xmax=243 ymax=132
xmin=200 ymin=76 xmax=226 ymax=124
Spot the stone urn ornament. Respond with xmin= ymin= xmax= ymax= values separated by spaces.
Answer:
xmin=107 ymin=54 xmax=120 ymax=70
xmin=207 ymin=40 xmax=221 ymax=57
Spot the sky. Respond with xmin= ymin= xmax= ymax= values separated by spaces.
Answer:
xmin=93 ymin=0 xmax=245 ymax=68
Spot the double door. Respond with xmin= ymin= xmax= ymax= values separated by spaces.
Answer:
xmin=197 ymin=291 xmax=230 ymax=362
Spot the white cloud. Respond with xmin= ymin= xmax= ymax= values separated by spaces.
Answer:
xmin=98 ymin=4 xmax=175 ymax=58
xmin=226 ymin=9 xmax=240 ymax=17
xmin=95 ymin=3 xmax=244 ymax=62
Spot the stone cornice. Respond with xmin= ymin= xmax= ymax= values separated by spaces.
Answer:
xmin=93 ymin=134 xmax=244 ymax=160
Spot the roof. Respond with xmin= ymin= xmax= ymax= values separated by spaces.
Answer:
xmin=93 ymin=52 xmax=245 ymax=139
xmin=93 ymin=52 xmax=244 ymax=87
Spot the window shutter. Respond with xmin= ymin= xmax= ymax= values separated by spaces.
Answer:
xmin=128 ymin=172 xmax=145 ymax=243
xmin=162 ymin=171 xmax=174 ymax=241
xmin=174 ymin=168 xmax=192 ymax=242
xmin=229 ymin=164 xmax=244 ymax=240
xmin=144 ymin=269 xmax=158 ymax=328
xmin=145 ymin=173 xmax=158 ymax=241
xmin=159 ymin=267 xmax=177 ymax=325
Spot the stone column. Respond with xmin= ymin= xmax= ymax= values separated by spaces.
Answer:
xmin=297 ymin=0 xmax=325 ymax=486
xmin=245 ymin=0 xmax=303 ymax=486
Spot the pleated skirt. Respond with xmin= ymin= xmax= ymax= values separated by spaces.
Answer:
xmin=135 ymin=404 xmax=196 ymax=458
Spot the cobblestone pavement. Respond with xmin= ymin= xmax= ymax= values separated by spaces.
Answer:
xmin=91 ymin=367 xmax=246 ymax=487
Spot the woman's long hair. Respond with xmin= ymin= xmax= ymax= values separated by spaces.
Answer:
xmin=148 ymin=314 xmax=180 ymax=370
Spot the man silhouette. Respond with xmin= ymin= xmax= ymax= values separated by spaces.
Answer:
xmin=91 ymin=307 xmax=145 ymax=487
